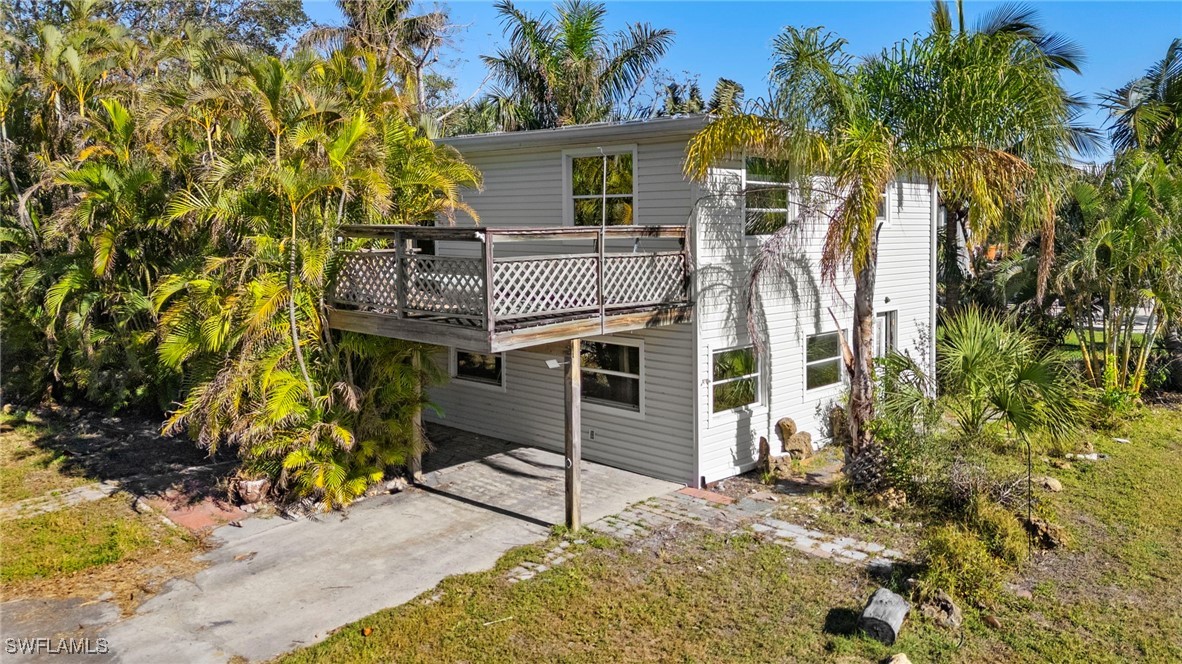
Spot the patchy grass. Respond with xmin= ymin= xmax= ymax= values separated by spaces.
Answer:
xmin=0 ymin=415 xmax=206 ymax=611
xmin=279 ymin=406 xmax=1182 ymax=664
xmin=0 ymin=416 xmax=89 ymax=505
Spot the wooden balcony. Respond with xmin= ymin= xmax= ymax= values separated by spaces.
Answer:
xmin=328 ymin=225 xmax=693 ymax=353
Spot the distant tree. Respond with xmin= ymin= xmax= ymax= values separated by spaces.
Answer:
xmin=1101 ymin=38 xmax=1182 ymax=164
xmin=479 ymin=0 xmax=673 ymax=131
xmin=653 ymin=77 xmax=744 ymax=117
xmin=301 ymin=0 xmax=452 ymax=121
xmin=4 ymin=0 xmax=308 ymax=53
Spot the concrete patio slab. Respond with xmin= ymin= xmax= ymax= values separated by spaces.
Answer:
xmin=48 ymin=426 xmax=680 ymax=664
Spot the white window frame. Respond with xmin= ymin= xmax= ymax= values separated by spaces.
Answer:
xmin=562 ymin=145 xmax=639 ymax=227
xmin=876 ymin=182 xmax=894 ymax=227
xmin=449 ymin=348 xmax=507 ymax=392
xmin=579 ymin=335 xmax=645 ymax=418
xmin=804 ymin=330 xmax=846 ymax=393
xmin=742 ymin=156 xmax=796 ymax=237
xmin=875 ymin=310 xmax=898 ymax=358
xmin=710 ymin=345 xmax=761 ymax=414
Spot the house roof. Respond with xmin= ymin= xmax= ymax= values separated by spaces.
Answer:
xmin=438 ymin=115 xmax=711 ymax=152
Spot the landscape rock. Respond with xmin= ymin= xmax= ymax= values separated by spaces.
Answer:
xmin=919 ymin=589 xmax=962 ymax=629
xmin=1026 ymin=517 xmax=1068 ymax=549
xmin=886 ymin=655 xmax=912 ymax=664
xmin=1014 ymin=588 xmax=1033 ymax=600
xmin=784 ymin=432 xmax=813 ymax=459
xmin=1036 ymin=476 xmax=1063 ymax=492
xmin=984 ymin=614 xmax=1002 ymax=630
xmin=234 ymin=478 xmax=271 ymax=505
xmin=385 ymin=477 xmax=409 ymax=493
xmin=2 ymin=403 xmax=14 ymax=415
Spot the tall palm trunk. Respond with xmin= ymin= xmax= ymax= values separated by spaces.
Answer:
xmin=943 ymin=202 xmax=968 ymax=313
xmin=289 ymin=210 xmax=316 ymax=401
xmin=845 ymin=240 xmax=885 ymax=490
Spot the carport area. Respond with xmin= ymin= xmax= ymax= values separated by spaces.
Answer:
xmin=87 ymin=425 xmax=679 ymax=663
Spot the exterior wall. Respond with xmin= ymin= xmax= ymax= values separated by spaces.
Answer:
xmin=693 ymin=164 xmax=936 ymax=484
xmin=419 ymin=125 xmax=935 ymax=487
xmin=425 ymin=324 xmax=696 ymax=484
xmin=423 ymin=136 xmax=700 ymax=485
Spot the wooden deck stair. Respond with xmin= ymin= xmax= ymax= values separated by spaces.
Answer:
xmin=328 ymin=224 xmax=693 ymax=352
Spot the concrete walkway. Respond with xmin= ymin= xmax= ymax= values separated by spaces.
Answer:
xmin=3 ymin=428 xmax=677 ymax=664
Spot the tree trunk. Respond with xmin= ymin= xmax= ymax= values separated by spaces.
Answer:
xmin=943 ymin=202 xmax=968 ymax=314
xmin=288 ymin=220 xmax=316 ymax=402
xmin=1163 ymin=323 xmax=1182 ymax=392
xmin=845 ymin=239 xmax=885 ymax=491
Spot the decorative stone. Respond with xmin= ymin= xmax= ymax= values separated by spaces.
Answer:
xmin=1036 ymin=476 xmax=1063 ymax=492
xmin=784 ymin=432 xmax=813 ymax=459
xmin=1026 ymin=517 xmax=1067 ymax=549
xmin=887 ymin=655 xmax=913 ymax=664
xmin=776 ymin=417 xmax=798 ymax=444
xmin=919 ymin=589 xmax=962 ymax=629
xmin=385 ymin=477 xmax=409 ymax=493
xmin=235 ymin=478 xmax=271 ymax=505
xmin=983 ymin=614 xmax=1002 ymax=630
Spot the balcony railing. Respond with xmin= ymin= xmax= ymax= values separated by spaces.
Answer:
xmin=328 ymin=225 xmax=692 ymax=351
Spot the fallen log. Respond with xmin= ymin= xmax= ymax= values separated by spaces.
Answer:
xmin=858 ymin=587 xmax=910 ymax=645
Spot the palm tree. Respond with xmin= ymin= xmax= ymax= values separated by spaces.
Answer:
xmin=654 ymin=78 xmax=744 ymax=117
xmin=1101 ymin=39 xmax=1182 ymax=163
xmin=684 ymin=27 xmax=1077 ymax=489
xmin=929 ymin=0 xmax=1096 ymax=310
xmin=301 ymin=0 xmax=450 ymax=121
xmin=480 ymin=0 xmax=673 ymax=130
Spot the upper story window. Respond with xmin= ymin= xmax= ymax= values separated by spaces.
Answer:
xmin=744 ymin=157 xmax=793 ymax=235
xmin=569 ymin=149 xmax=634 ymax=226
xmin=712 ymin=346 xmax=760 ymax=413
xmin=581 ymin=339 xmax=642 ymax=412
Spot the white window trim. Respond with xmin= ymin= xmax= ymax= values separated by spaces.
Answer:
xmin=710 ymin=345 xmax=762 ymax=415
xmin=875 ymin=309 xmax=898 ymax=358
xmin=804 ymin=329 xmax=847 ymax=394
xmin=877 ymin=182 xmax=894 ymax=227
xmin=449 ymin=348 xmax=507 ymax=392
xmin=561 ymin=145 xmax=639 ymax=227
xmin=579 ymin=335 xmax=645 ymax=419
xmin=742 ymin=156 xmax=797 ymax=238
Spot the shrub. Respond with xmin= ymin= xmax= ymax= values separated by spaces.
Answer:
xmin=918 ymin=524 xmax=1004 ymax=606
xmin=966 ymin=496 xmax=1029 ymax=565
xmin=937 ymin=307 xmax=1094 ymax=442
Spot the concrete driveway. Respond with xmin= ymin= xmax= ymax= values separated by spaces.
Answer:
xmin=64 ymin=427 xmax=676 ymax=663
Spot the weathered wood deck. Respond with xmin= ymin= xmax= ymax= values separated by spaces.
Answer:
xmin=328 ymin=225 xmax=693 ymax=352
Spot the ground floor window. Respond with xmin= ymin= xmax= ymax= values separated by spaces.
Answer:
xmin=453 ymin=350 xmax=504 ymax=387
xmin=806 ymin=331 xmax=843 ymax=390
xmin=712 ymin=346 xmax=759 ymax=413
xmin=581 ymin=340 xmax=642 ymax=411
xmin=876 ymin=310 xmax=898 ymax=357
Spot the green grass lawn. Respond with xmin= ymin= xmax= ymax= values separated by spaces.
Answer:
xmin=279 ymin=406 xmax=1182 ymax=663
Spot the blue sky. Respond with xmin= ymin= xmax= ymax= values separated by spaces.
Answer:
xmin=302 ymin=1 xmax=1181 ymax=157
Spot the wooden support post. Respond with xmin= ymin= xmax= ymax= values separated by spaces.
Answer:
xmin=409 ymin=349 xmax=424 ymax=483
xmin=564 ymin=338 xmax=582 ymax=531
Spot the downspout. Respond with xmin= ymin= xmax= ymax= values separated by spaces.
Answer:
xmin=929 ymin=180 xmax=939 ymax=393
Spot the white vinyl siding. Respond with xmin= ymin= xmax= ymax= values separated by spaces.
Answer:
xmin=427 ymin=326 xmax=695 ymax=484
xmin=424 ymin=135 xmax=698 ymax=485
xmin=694 ymin=159 xmax=936 ymax=484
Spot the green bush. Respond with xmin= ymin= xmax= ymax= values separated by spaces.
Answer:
xmin=917 ymin=524 xmax=1004 ymax=605
xmin=966 ymin=496 xmax=1029 ymax=565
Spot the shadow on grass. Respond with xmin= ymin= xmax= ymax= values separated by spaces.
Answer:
xmin=823 ymin=607 xmax=861 ymax=636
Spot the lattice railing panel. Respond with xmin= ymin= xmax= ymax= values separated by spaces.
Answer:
xmin=403 ymin=254 xmax=484 ymax=317
xmin=333 ymin=251 xmax=400 ymax=311
xmin=604 ymin=252 xmax=687 ymax=306
xmin=493 ymin=256 xmax=598 ymax=319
